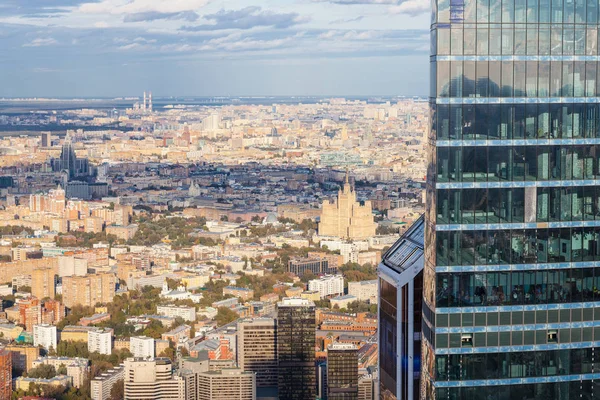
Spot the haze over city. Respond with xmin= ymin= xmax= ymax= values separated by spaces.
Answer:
xmin=0 ymin=0 xmax=429 ymax=97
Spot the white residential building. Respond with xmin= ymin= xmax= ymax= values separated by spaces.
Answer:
xmin=156 ymin=305 xmax=196 ymax=322
xmin=33 ymin=324 xmax=57 ymax=351
xmin=88 ymin=328 xmax=113 ymax=355
xmin=308 ymin=275 xmax=345 ymax=299
xmin=348 ymin=280 xmax=378 ymax=304
xmin=130 ymin=336 xmax=155 ymax=359
xmin=91 ymin=364 xmax=125 ymax=400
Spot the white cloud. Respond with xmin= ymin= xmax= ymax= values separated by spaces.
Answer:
xmin=389 ymin=0 xmax=429 ymax=16
xmin=23 ymin=37 xmax=58 ymax=47
xmin=94 ymin=21 xmax=109 ymax=28
xmin=79 ymin=0 xmax=209 ymax=15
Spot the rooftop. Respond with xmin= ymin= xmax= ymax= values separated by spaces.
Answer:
xmin=381 ymin=214 xmax=424 ymax=273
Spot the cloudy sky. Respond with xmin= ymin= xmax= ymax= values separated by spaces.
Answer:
xmin=0 ymin=0 xmax=430 ymax=97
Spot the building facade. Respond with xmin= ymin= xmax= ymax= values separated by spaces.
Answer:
xmin=91 ymin=364 xmax=125 ymax=400
xmin=424 ymin=1 xmax=600 ymax=399
xmin=327 ymin=343 xmax=359 ymax=400
xmin=88 ymin=328 xmax=113 ymax=355
xmin=0 ymin=349 xmax=10 ymax=400
xmin=319 ymin=175 xmax=377 ymax=240
xmin=62 ymin=273 xmax=116 ymax=308
xmin=32 ymin=267 xmax=56 ymax=300
xmin=277 ymin=298 xmax=316 ymax=400
xmin=130 ymin=336 xmax=155 ymax=359
xmin=123 ymin=358 xmax=185 ymax=400
xmin=378 ymin=215 xmax=424 ymax=400
xmin=196 ymin=368 xmax=256 ymax=400
xmin=308 ymin=275 xmax=345 ymax=299
xmin=237 ymin=318 xmax=278 ymax=388
xmin=33 ymin=324 xmax=57 ymax=351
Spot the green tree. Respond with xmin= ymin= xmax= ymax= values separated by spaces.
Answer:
xmin=27 ymin=364 xmax=56 ymax=379
xmin=109 ymin=380 xmax=124 ymax=400
xmin=215 ymin=307 xmax=238 ymax=326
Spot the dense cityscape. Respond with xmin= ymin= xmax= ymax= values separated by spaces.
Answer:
xmin=2 ymin=0 xmax=599 ymax=398
xmin=0 ymin=95 xmax=427 ymax=400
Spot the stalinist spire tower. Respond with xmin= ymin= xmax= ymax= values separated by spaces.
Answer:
xmin=318 ymin=172 xmax=376 ymax=240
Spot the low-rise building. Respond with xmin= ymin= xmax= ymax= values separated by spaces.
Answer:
xmin=308 ymin=275 xmax=344 ymax=299
xmin=223 ymin=286 xmax=254 ymax=301
xmin=348 ymin=280 xmax=378 ymax=304
xmin=156 ymin=305 xmax=196 ymax=322
xmin=162 ymin=325 xmax=191 ymax=345
xmin=330 ymin=294 xmax=358 ymax=310
xmin=32 ymin=356 xmax=90 ymax=388
xmin=14 ymin=375 xmax=71 ymax=392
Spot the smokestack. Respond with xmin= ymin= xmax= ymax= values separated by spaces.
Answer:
xmin=143 ymin=91 xmax=147 ymax=111
xmin=149 ymin=92 xmax=153 ymax=112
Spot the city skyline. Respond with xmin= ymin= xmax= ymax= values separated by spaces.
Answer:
xmin=0 ymin=0 xmax=429 ymax=97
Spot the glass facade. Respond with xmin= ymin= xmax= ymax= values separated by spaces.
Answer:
xmin=277 ymin=300 xmax=317 ymax=400
xmin=425 ymin=0 xmax=600 ymax=398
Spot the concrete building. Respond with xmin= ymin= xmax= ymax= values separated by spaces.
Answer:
xmin=57 ymin=255 xmax=88 ymax=277
xmin=288 ymin=257 xmax=331 ymax=277
xmin=123 ymin=357 xmax=185 ymax=400
xmin=0 ymin=349 xmax=10 ymax=400
xmin=14 ymin=375 xmax=71 ymax=392
xmin=277 ymin=298 xmax=316 ymax=400
xmin=32 ymin=356 xmax=90 ymax=388
xmin=237 ymin=318 xmax=278 ymax=387
xmin=162 ymin=325 xmax=191 ymax=345
xmin=223 ymin=286 xmax=254 ymax=301
xmin=61 ymin=325 xmax=100 ymax=342
xmin=31 ymin=267 xmax=56 ymax=300
xmin=33 ymin=324 xmax=57 ymax=351
xmin=319 ymin=174 xmax=376 ymax=240
xmin=130 ymin=336 xmax=155 ymax=359
xmin=91 ymin=364 xmax=125 ymax=400
xmin=327 ymin=343 xmax=358 ymax=400
xmin=330 ymin=294 xmax=358 ymax=310
xmin=348 ymin=280 xmax=377 ymax=304
xmin=197 ymin=368 xmax=256 ymax=400
xmin=5 ymin=345 xmax=39 ymax=373
xmin=156 ymin=305 xmax=196 ymax=322
xmin=88 ymin=328 xmax=113 ymax=355
xmin=62 ymin=273 xmax=116 ymax=308
xmin=308 ymin=275 xmax=344 ymax=299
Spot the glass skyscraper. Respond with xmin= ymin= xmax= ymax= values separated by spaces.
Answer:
xmin=425 ymin=0 xmax=600 ymax=398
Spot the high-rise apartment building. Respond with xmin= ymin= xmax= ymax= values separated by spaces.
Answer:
xmin=130 ymin=336 xmax=155 ymax=359
xmin=0 ymin=349 xmax=10 ymax=400
xmin=327 ymin=343 xmax=359 ymax=400
xmin=277 ymin=298 xmax=316 ymax=400
xmin=425 ymin=1 xmax=600 ymax=398
xmin=62 ymin=273 xmax=116 ymax=308
xmin=123 ymin=357 xmax=185 ymax=400
xmin=378 ymin=216 xmax=424 ymax=400
xmin=32 ymin=267 xmax=56 ymax=300
xmin=88 ymin=328 xmax=113 ymax=355
xmin=196 ymin=368 xmax=256 ymax=400
xmin=33 ymin=324 xmax=57 ymax=351
xmin=5 ymin=345 xmax=39 ymax=374
xmin=237 ymin=318 xmax=278 ymax=387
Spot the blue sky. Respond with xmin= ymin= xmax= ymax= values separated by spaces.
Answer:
xmin=0 ymin=0 xmax=430 ymax=97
